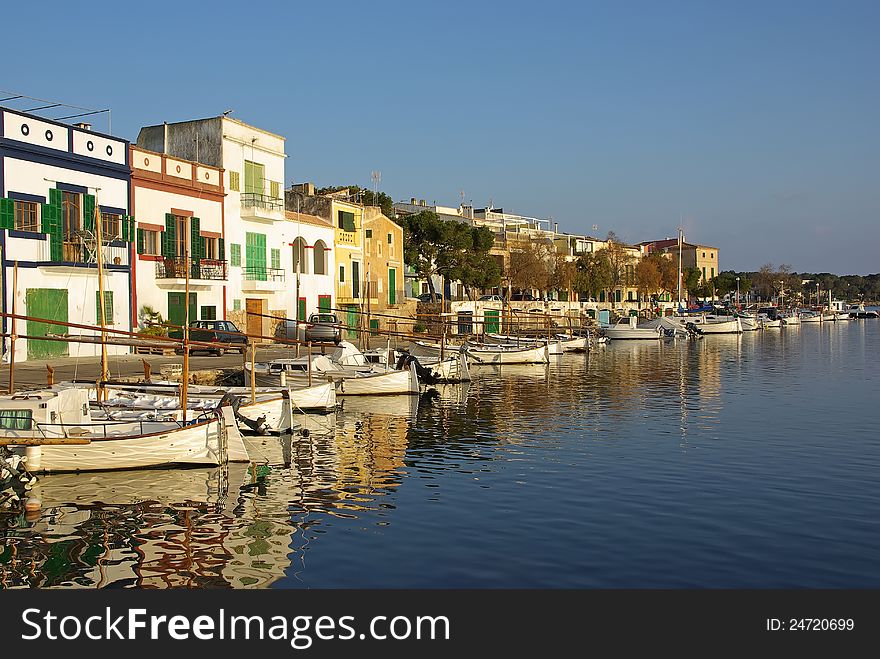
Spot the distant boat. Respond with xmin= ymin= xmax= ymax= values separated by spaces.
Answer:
xmin=465 ymin=342 xmax=551 ymax=364
xmin=799 ymin=310 xmax=823 ymax=323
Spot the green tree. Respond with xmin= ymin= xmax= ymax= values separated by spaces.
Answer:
xmin=396 ymin=210 xmax=446 ymax=302
xmin=574 ymin=250 xmax=612 ymax=300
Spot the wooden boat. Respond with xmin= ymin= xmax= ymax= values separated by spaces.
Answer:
xmin=0 ymin=388 xmax=249 ymax=473
xmin=799 ymin=311 xmax=822 ymax=323
xmin=332 ymin=361 xmax=420 ymax=395
xmin=696 ymin=317 xmax=743 ymax=334
xmin=465 ymin=342 xmax=550 ymax=364
xmin=602 ymin=316 xmax=663 ymax=340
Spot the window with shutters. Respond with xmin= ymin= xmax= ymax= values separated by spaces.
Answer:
xmin=230 ymin=243 xmax=241 ymax=266
xmin=200 ymin=305 xmax=217 ymax=320
xmin=339 ymin=265 xmax=345 ymax=283
xmin=271 ymin=248 xmax=280 ymax=270
xmin=101 ymin=213 xmax=121 ymax=240
xmin=204 ymin=237 xmax=217 ymax=259
xmin=245 ymin=232 xmax=267 ymax=280
xmin=61 ymin=191 xmax=80 ymax=239
xmin=233 ymin=299 xmax=242 ymax=311
xmin=229 ymin=171 xmax=240 ymax=191
xmin=14 ymin=201 xmax=39 ymax=232
xmin=337 ymin=210 xmax=356 ymax=231
xmin=270 ymin=180 xmax=280 ymax=199
xmin=244 ymin=160 xmax=265 ymax=195
xmin=387 ymin=233 xmax=392 ymax=244
xmin=174 ymin=215 xmax=188 ymax=256
xmin=96 ymin=290 xmax=114 ymax=325
xmin=143 ymin=230 xmax=160 ymax=255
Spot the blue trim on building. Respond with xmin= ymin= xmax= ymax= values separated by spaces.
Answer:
xmin=99 ymin=205 xmax=126 ymax=215
xmin=8 ymin=230 xmax=46 ymax=240
xmin=8 ymin=191 xmax=46 ymax=203
xmin=54 ymin=182 xmax=89 ymax=194
xmin=0 ymin=139 xmax=130 ymax=180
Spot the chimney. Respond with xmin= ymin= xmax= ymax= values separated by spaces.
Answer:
xmin=419 ymin=199 xmax=426 ymax=206
xmin=163 ymin=121 xmax=168 ymax=154
xmin=410 ymin=198 xmax=416 ymax=205
xmin=553 ymin=222 xmax=559 ymax=234
xmin=73 ymin=122 xmax=91 ymax=131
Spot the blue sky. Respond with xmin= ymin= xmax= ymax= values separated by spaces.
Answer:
xmin=4 ymin=0 xmax=877 ymax=274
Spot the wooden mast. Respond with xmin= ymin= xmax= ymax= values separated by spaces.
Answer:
xmin=181 ymin=232 xmax=190 ymax=421
xmin=8 ymin=260 xmax=17 ymax=393
xmin=95 ymin=197 xmax=109 ymax=398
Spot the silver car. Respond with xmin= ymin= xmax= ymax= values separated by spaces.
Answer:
xmin=304 ymin=313 xmax=342 ymax=343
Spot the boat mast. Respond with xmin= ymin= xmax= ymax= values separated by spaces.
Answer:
xmin=94 ymin=195 xmax=109 ymax=396
xmin=8 ymin=260 xmax=18 ymax=394
xmin=676 ymin=224 xmax=683 ymax=311
xmin=181 ymin=232 xmax=190 ymax=421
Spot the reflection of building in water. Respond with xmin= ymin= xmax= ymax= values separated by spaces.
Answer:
xmin=0 ymin=462 xmax=305 ymax=589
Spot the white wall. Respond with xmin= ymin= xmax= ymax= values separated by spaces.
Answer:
xmin=3 ymin=157 xmax=128 ymax=209
xmin=280 ymin=219 xmax=336 ymax=317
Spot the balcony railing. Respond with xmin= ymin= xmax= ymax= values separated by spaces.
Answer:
xmin=243 ymin=266 xmax=285 ymax=282
xmin=51 ymin=240 xmax=129 ymax=266
xmin=156 ymin=257 xmax=228 ymax=281
xmin=240 ymin=193 xmax=283 ymax=212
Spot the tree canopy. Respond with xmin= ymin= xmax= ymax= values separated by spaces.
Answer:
xmin=315 ymin=185 xmax=396 ymax=219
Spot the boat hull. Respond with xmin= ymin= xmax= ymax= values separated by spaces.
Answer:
xmin=603 ymin=327 xmax=662 ymax=340
xmin=466 ymin=344 xmax=550 ymax=364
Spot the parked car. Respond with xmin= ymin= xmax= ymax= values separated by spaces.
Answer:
xmin=175 ymin=320 xmax=248 ymax=356
xmin=478 ymin=294 xmax=504 ymax=302
xmin=417 ymin=293 xmax=445 ymax=303
xmin=510 ymin=293 xmax=536 ymax=301
xmin=303 ymin=313 xmax=342 ymax=344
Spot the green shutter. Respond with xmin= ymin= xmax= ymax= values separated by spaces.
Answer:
xmin=136 ymin=228 xmax=145 ymax=254
xmin=41 ymin=193 xmax=63 ymax=261
xmin=271 ymin=248 xmax=280 ymax=270
xmin=95 ymin=291 xmax=113 ymax=325
xmin=230 ymin=243 xmax=241 ymax=266
xmin=123 ymin=215 xmax=134 ymax=242
xmin=297 ymin=298 xmax=306 ymax=321
xmin=218 ymin=238 xmax=225 ymax=260
xmin=0 ymin=198 xmax=14 ymax=230
xmin=318 ymin=295 xmax=331 ymax=313
xmin=270 ymin=180 xmax=280 ymax=199
xmin=246 ymin=232 xmax=267 ymax=280
xmin=82 ymin=194 xmax=96 ymax=232
xmin=163 ymin=213 xmax=176 ymax=258
xmin=244 ymin=161 xmax=265 ymax=195
xmin=190 ymin=217 xmax=202 ymax=279
xmin=388 ymin=268 xmax=396 ymax=305
xmin=339 ymin=211 xmax=356 ymax=232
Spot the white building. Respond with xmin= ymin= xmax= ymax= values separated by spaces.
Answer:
xmin=283 ymin=209 xmax=335 ymax=321
xmin=130 ymin=146 xmax=226 ymax=332
xmin=137 ymin=116 xmax=287 ymax=341
xmin=0 ymin=107 xmax=132 ymax=362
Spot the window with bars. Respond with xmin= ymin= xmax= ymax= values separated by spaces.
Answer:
xmin=62 ymin=191 xmax=80 ymax=240
xmin=14 ymin=200 xmax=39 ymax=232
xmin=101 ymin=213 xmax=121 ymax=240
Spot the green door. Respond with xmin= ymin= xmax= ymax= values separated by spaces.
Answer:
xmin=26 ymin=289 xmax=68 ymax=359
xmin=388 ymin=268 xmax=396 ymax=305
xmin=369 ymin=319 xmax=380 ymax=335
xmin=318 ymin=295 xmax=332 ymax=313
xmin=346 ymin=305 xmax=358 ymax=340
xmin=168 ymin=292 xmax=197 ymax=335
xmin=484 ymin=309 xmax=500 ymax=334
xmin=297 ymin=298 xmax=306 ymax=322
xmin=246 ymin=232 xmax=267 ymax=281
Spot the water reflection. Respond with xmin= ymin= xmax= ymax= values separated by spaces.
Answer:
xmin=3 ymin=323 xmax=879 ymax=588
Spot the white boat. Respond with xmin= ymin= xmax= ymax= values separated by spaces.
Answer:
xmin=602 ymin=316 xmax=663 ymax=340
xmin=465 ymin=342 xmax=550 ymax=364
xmin=410 ymin=354 xmax=471 ymax=382
xmin=486 ymin=332 xmax=587 ymax=353
xmin=780 ymin=313 xmax=800 ymax=326
xmin=696 ymin=317 xmax=743 ymax=334
xmin=760 ymin=315 xmax=782 ymax=328
xmin=799 ymin=311 xmax=822 ymax=323
xmin=332 ymin=362 xmax=420 ymax=395
xmin=408 ymin=340 xmax=465 ymax=359
xmin=0 ymin=388 xmax=249 ymax=473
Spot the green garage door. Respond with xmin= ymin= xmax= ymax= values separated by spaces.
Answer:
xmin=168 ymin=292 xmax=197 ymax=335
xmin=26 ymin=288 xmax=69 ymax=359
xmin=484 ymin=309 xmax=500 ymax=334
xmin=346 ymin=305 xmax=358 ymax=340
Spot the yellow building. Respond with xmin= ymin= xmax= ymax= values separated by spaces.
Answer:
xmin=363 ymin=207 xmax=407 ymax=329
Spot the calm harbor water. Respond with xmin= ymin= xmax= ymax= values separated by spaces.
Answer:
xmin=2 ymin=318 xmax=878 ymax=589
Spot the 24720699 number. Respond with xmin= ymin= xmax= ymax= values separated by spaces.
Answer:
xmin=767 ymin=618 xmax=855 ymax=631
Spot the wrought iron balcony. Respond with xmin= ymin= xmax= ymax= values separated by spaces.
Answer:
xmin=240 ymin=193 xmax=284 ymax=221
xmin=156 ymin=257 xmax=228 ymax=281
